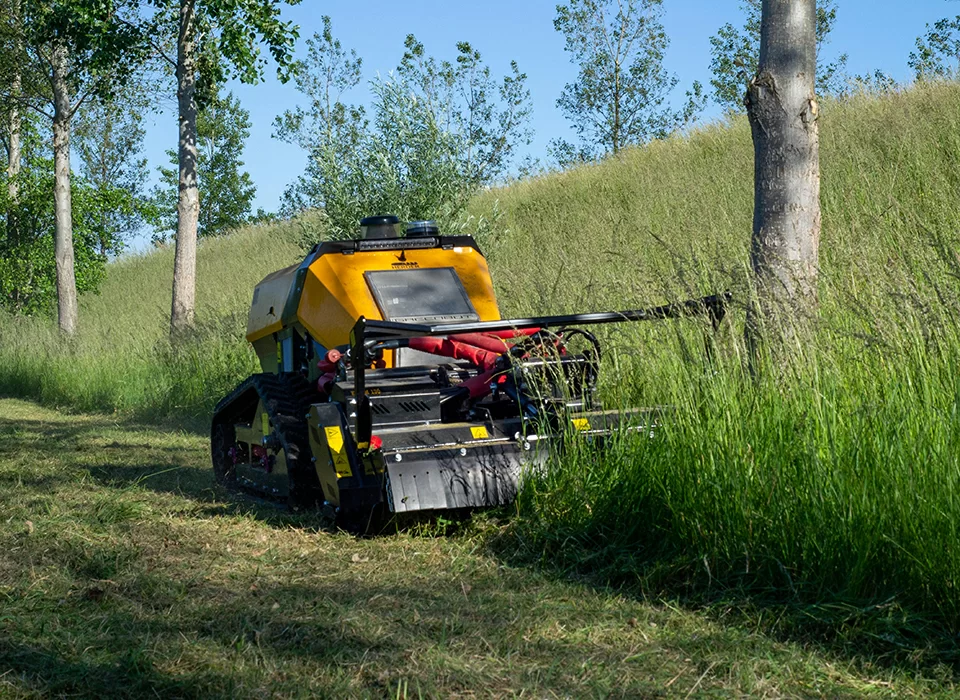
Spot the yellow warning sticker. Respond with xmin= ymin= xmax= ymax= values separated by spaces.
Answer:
xmin=324 ymin=426 xmax=352 ymax=478
xmin=325 ymin=426 xmax=343 ymax=452
xmin=572 ymin=418 xmax=591 ymax=432
xmin=261 ymin=412 xmax=270 ymax=437
xmin=470 ymin=426 xmax=489 ymax=439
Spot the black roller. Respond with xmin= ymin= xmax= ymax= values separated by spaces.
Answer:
xmin=360 ymin=214 xmax=400 ymax=240
xmin=405 ymin=220 xmax=439 ymax=237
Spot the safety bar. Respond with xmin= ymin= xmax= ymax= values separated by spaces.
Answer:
xmin=348 ymin=291 xmax=731 ymax=447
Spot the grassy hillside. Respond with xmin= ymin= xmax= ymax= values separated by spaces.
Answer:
xmin=2 ymin=83 xmax=958 ymax=419
xmin=3 ymin=82 xmax=960 ymax=651
xmin=473 ymin=82 xmax=960 ymax=319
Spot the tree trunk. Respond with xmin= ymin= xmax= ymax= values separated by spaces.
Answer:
xmin=745 ymin=0 xmax=820 ymax=354
xmin=612 ymin=63 xmax=620 ymax=155
xmin=7 ymin=0 xmax=21 ymax=244
xmin=99 ymin=105 xmax=112 ymax=257
xmin=51 ymin=39 xmax=79 ymax=336
xmin=170 ymin=0 xmax=199 ymax=335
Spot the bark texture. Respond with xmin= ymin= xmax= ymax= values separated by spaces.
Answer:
xmin=51 ymin=39 xmax=79 ymax=336
xmin=8 ymin=77 xmax=20 ymax=200
xmin=7 ymin=0 xmax=21 ymax=243
xmin=170 ymin=0 xmax=199 ymax=334
xmin=745 ymin=0 xmax=821 ymax=348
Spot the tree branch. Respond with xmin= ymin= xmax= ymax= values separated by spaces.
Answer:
xmin=117 ymin=15 xmax=176 ymax=69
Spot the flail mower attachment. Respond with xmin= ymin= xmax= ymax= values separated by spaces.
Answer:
xmin=344 ymin=296 xmax=729 ymax=522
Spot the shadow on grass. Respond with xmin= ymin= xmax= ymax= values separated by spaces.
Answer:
xmin=0 ymin=640 xmax=231 ymax=700
xmin=0 ymin=411 xmax=324 ymax=527
xmin=482 ymin=522 xmax=960 ymax=684
xmin=0 ymin=569 xmax=722 ymax=697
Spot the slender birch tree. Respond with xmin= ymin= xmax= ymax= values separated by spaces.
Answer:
xmin=11 ymin=1 xmax=144 ymax=334
xmin=140 ymin=0 xmax=300 ymax=335
xmin=74 ymin=84 xmax=152 ymax=257
xmin=4 ymin=0 xmax=23 ymax=242
xmin=552 ymin=0 xmax=703 ymax=161
xmin=149 ymin=88 xmax=256 ymax=240
xmin=746 ymin=0 xmax=821 ymax=355
xmin=49 ymin=37 xmax=78 ymax=334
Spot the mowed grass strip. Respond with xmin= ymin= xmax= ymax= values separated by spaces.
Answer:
xmin=0 ymin=398 xmax=950 ymax=698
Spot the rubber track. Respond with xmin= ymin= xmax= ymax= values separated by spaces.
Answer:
xmin=211 ymin=373 xmax=321 ymax=508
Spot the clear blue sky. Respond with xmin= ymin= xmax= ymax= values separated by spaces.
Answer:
xmin=133 ymin=0 xmax=952 ymax=249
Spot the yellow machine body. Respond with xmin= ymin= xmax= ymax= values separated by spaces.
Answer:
xmin=245 ymin=237 xmax=500 ymax=371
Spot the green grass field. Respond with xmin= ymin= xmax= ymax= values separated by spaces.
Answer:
xmin=0 ymin=398 xmax=953 ymax=697
xmin=3 ymin=81 xmax=960 ymax=682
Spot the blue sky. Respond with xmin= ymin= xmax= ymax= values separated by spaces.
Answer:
xmin=133 ymin=0 xmax=953 ymax=249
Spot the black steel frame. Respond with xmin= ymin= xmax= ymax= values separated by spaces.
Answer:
xmin=348 ymin=291 xmax=731 ymax=446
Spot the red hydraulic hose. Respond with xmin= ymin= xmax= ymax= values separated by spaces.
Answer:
xmin=448 ymin=328 xmax=544 ymax=353
xmin=316 ymin=349 xmax=344 ymax=394
xmin=408 ymin=337 xmax=501 ymax=371
xmin=448 ymin=332 xmax=512 ymax=354
xmin=317 ymin=371 xmax=337 ymax=394
xmin=317 ymin=348 xmax=342 ymax=374
xmin=458 ymin=369 xmax=501 ymax=399
xmin=484 ymin=328 xmax=541 ymax=339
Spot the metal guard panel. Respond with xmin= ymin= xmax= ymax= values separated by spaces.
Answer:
xmin=386 ymin=444 xmax=541 ymax=513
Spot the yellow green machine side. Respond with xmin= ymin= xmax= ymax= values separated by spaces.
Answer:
xmin=244 ymin=236 xmax=501 ymax=374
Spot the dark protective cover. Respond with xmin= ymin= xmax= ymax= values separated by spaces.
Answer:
xmin=360 ymin=214 xmax=400 ymax=226
xmin=405 ymin=220 xmax=440 ymax=237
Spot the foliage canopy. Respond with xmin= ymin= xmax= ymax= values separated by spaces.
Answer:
xmin=275 ymin=17 xmax=533 ymax=242
xmin=150 ymin=90 xmax=257 ymax=240
xmin=909 ymin=15 xmax=960 ymax=81
xmin=550 ymin=0 xmax=704 ymax=163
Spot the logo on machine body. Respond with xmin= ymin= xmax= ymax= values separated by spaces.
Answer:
xmin=392 ymin=250 xmax=420 ymax=269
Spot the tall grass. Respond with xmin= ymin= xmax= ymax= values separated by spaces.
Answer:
xmin=518 ymin=326 xmax=960 ymax=621
xmin=471 ymin=81 xmax=960 ymax=624
xmin=2 ymin=82 xmax=960 ymax=625
xmin=0 ymin=220 xmax=304 ymax=421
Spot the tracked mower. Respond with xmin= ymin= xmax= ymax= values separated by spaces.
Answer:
xmin=211 ymin=215 xmax=729 ymax=532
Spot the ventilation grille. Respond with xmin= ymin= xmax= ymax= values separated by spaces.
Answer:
xmin=398 ymin=400 xmax=432 ymax=413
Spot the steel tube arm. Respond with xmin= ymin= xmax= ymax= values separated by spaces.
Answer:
xmin=358 ymin=291 xmax=732 ymax=343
